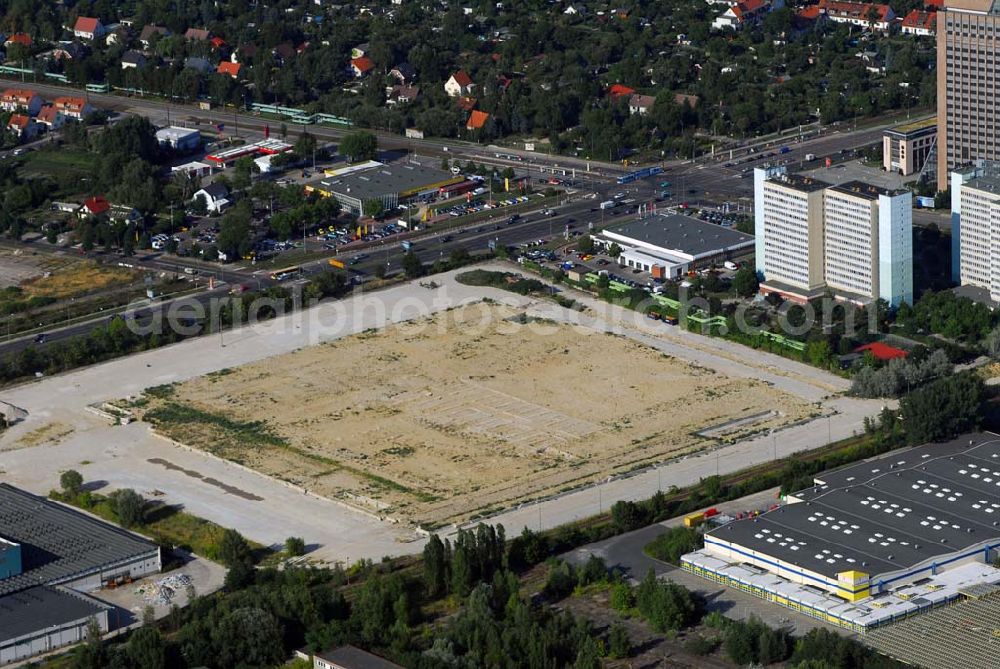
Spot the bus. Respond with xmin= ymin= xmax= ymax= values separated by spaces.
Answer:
xmin=270 ymin=266 xmax=302 ymax=281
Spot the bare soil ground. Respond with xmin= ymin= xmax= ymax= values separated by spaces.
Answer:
xmin=0 ymin=248 xmax=137 ymax=295
xmin=137 ymin=302 xmax=814 ymax=528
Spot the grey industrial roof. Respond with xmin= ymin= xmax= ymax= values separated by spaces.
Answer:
xmin=766 ymin=172 xmax=830 ymax=193
xmin=0 ymin=483 xmax=157 ymax=596
xmin=828 ymin=180 xmax=908 ymax=200
xmin=607 ymin=214 xmax=754 ymax=259
xmin=964 ymin=174 xmax=1000 ymax=194
xmin=0 ymin=585 xmax=108 ymax=642
xmin=315 ymin=645 xmax=404 ymax=669
xmin=706 ymin=434 xmax=1000 ymax=581
xmin=308 ymin=162 xmax=456 ymax=200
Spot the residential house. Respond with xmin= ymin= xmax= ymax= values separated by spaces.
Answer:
xmin=608 ymin=83 xmax=636 ymax=100
xmin=674 ymin=92 xmax=700 ymax=109
xmin=445 ymin=70 xmax=475 ymax=97
xmin=216 ymin=61 xmax=241 ymax=78
xmin=138 ymin=24 xmax=170 ymax=48
xmin=50 ymin=41 xmax=89 ymax=61
xmin=351 ymin=43 xmax=369 ymax=59
xmin=564 ymin=4 xmax=587 ymax=15
xmin=36 ymin=105 xmax=66 ymax=130
xmin=52 ymin=96 xmax=93 ymax=120
xmin=4 ymin=33 xmax=32 ymax=49
xmin=108 ymin=204 xmax=142 ymax=224
xmin=73 ymin=17 xmax=105 ymax=41
xmin=105 ymin=26 xmax=132 ymax=47
xmin=184 ymin=57 xmax=213 ymax=74
xmin=210 ymin=36 xmax=228 ymax=51
xmin=0 ymin=89 xmax=42 ymax=115
xmin=232 ymin=44 xmax=258 ymax=64
xmin=121 ymin=50 xmax=146 ymax=69
xmin=456 ymin=96 xmax=477 ymax=112
xmin=350 ymin=56 xmax=375 ymax=78
xmin=311 ymin=645 xmax=404 ymax=669
xmin=712 ymin=0 xmax=781 ymax=31
xmin=80 ymin=196 xmax=111 ymax=218
xmin=192 ymin=183 xmax=230 ymax=213
xmin=387 ymin=85 xmax=420 ymax=105
xmin=628 ymin=93 xmax=656 ymax=115
xmin=6 ymin=114 xmax=38 ymax=141
xmin=466 ymin=110 xmax=490 ymax=131
xmin=389 ymin=62 xmax=416 ymax=84
xmin=184 ymin=28 xmax=211 ymax=42
xmin=815 ymin=0 xmax=894 ymax=31
xmin=900 ymin=9 xmax=936 ymax=35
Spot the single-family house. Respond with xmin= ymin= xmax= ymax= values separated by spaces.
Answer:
xmin=232 ymin=43 xmax=258 ymax=64
xmin=210 ymin=36 xmax=228 ymax=51
xmin=901 ymin=9 xmax=936 ymax=35
xmin=4 ymin=33 xmax=32 ymax=49
xmin=121 ymin=50 xmax=146 ymax=69
xmin=712 ymin=0 xmax=781 ymax=31
xmin=184 ymin=28 xmax=211 ymax=42
xmin=184 ymin=57 xmax=213 ymax=73
xmin=7 ymin=114 xmax=38 ymax=140
xmin=608 ymin=83 xmax=636 ymax=100
xmin=311 ymin=645 xmax=404 ymax=669
xmin=564 ymin=4 xmax=587 ymax=15
xmin=351 ymin=43 xmax=369 ymax=59
xmin=36 ymin=104 xmax=66 ymax=130
xmin=73 ymin=17 xmax=105 ymax=41
xmin=192 ymin=183 xmax=230 ymax=213
xmin=350 ymin=56 xmax=375 ymax=78
xmin=80 ymin=196 xmax=111 ymax=218
xmin=628 ymin=94 xmax=656 ymax=115
xmin=51 ymin=96 xmax=93 ymax=120
xmin=456 ymin=96 xmax=477 ymax=112
xmin=389 ymin=62 xmax=416 ymax=84
xmin=108 ymin=204 xmax=142 ymax=224
xmin=138 ymin=24 xmax=170 ymax=48
xmin=387 ymin=85 xmax=420 ymax=105
xmin=50 ymin=41 xmax=89 ymax=61
xmin=445 ymin=70 xmax=475 ymax=97
xmin=466 ymin=110 xmax=490 ymax=131
xmin=0 ymin=89 xmax=42 ymax=115
xmin=216 ymin=61 xmax=241 ymax=78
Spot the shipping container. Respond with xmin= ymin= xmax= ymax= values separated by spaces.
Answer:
xmin=683 ymin=512 xmax=705 ymax=528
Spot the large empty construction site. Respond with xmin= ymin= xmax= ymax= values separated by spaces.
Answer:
xmin=135 ymin=301 xmax=816 ymax=527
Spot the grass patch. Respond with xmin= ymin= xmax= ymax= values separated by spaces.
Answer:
xmin=144 ymin=402 xmax=289 ymax=449
xmin=21 ymin=261 xmax=138 ymax=299
xmin=19 ymin=147 xmax=94 ymax=183
xmin=50 ymin=490 xmax=266 ymax=562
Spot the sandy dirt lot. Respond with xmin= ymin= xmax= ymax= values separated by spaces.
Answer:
xmin=0 ymin=248 xmax=137 ymax=295
xmin=138 ymin=301 xmax=815 ymax=527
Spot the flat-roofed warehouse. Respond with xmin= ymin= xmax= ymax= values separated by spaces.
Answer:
xmin=681 ymin=433 xmax=1000 ymax=634
xmin=0 ymin=483 xmax=161 ymax=666
xmin=595 ymin=214 xmax=754 ymax=279
xmin=305 ymin=161 xmax=462 ymax=216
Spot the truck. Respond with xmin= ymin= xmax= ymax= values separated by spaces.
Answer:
xmin=329 ymin=258 xmax=346 ymax=269
xmin=401 ymin=240 xmax=413 ymax=251
xmin=805 ymin=153 xmax=816 ymax=161
xmin=723 ymin=260 xmax=739 ymax=271
xmin=600 ymin=200 xmax=616 ymax=210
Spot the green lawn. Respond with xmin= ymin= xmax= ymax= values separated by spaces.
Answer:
xmin=19 ymin=147 xmax=95 ymax=194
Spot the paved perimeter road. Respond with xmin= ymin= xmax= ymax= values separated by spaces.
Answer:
xmin=0 ymin=264 xmax=884 ymax=565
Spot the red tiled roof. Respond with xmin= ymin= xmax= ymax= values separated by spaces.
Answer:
xmin=7 ymin=114 xmax=30 ymax=130
xmin=818 ymin=0 xmax=892 ymax=23
xmin=37 ymin=105 xmax=60 ymax=124
xmin=83 ymin=196 xmax=110 ymax=215
xmin=855 ymin=342 xmax=908 ymax=361
xmin=74 ymin=17 xmax=100 ymax=34
xmin=797 ymin=5 xmax=824 ymax=19
xmin=456 ymin=96 xmax=477 ymax=111
xmin=351 ymin=56 xmax=375 ymax=73
xmin=451 ymin=70 xmax=473 ymax=87
xmin=901 ymin=9 xmax=936 ymax=30
xmin=733 ymin=0 xmax=768 ymax=18
xmin=5 ymin=33 xmax=32 ymax=47
xmin=216 ymin=61 xmax=241 ymax=77
xmin=925 ymin=0 xmax=943 ymax=7
xmin=210 ymin=36 xmax=227 ymax=49
xmin=2 ymin=88 xmax=38 ymax=104
xmin=608 ymin=84 xmax=636 ymax=99
xmin=52 ymin=96 xmax=87 ymax=112
xmin=466 ymin=110 xmax=490 ymax=130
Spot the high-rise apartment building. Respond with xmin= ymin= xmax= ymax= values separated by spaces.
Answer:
xmin=936 ymin=0 xmax=1000 ymax=188
xmin=754 ymin=168 xmax=913 ymax=306
xmin=949 ymin=161 xmax=1000 ymax=300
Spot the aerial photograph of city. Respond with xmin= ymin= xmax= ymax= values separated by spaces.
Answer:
xmin=0 ymin=0 xmax=997 ymax=667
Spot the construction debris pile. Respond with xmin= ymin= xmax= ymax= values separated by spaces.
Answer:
xmin=134 ymin=573 xmax=193 ymax=607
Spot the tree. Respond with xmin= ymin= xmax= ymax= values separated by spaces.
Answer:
xmin=806 ymin=339 xmax=833 ymax=368
xmin=340 ymin=131 xmax=378 ymax=162
xmin=402 ymin=251 xmax=424 ymax=278
xmin=60 ymin=469 xmax=84 ymax=496
xmin=607 ymin=622 xmax=631 ymax=659
xmin=285 ymin=536 xmax=306 ymax=557
xmin=900 ymin=373 xmax=984 ymax=443
xmin=126 ymin=626 xmax=166 ymax=669
xmin=607 ymin=243 xmax=623 ymax=259
xmin=219 ymin=528 xmax=254 ymax=568
xmin=423 ymin=534 xmax=447 ymax=597
xmin=114 ymin=489 xmax=144 ymax=527
xmin=573 ymin=636 xmax=601 ymax=669
xmin=577 ymin=235 xmax=594 ymax=254
xmin=733 ymin=266 xmax=759 ymax=298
